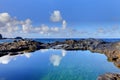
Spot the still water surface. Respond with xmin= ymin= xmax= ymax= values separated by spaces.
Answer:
xmin=0 ymin=49 xmax=119 ymax=80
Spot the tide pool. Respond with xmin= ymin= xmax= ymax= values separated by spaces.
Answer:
xmin=0 ymin=49 xmax=119 ymax=80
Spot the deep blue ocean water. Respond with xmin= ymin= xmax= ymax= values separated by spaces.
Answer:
xmin=33 ymin=38 xmax=120 ymax=43
xmin=0 ymin=38 xmax=120 ymax=80
xmin=1 ymin=38 xmax=120 ymax=44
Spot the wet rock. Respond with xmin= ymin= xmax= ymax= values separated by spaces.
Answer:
xmin=0 ymin=39 xmax=44 ymax=53
xmin=97 ymin=73 xmax=120 ymax=80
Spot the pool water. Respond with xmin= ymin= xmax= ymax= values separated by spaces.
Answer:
xmin=0 ymin=49 xmax=119 ymax=80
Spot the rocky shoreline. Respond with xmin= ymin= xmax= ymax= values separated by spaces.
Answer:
xmin=0 ymin=38 xmax=120 ymax=80
xmin=0 ymin=39 xmax=44 ymax=56
xmin=1 ymin=38 xmax=120 ymax=67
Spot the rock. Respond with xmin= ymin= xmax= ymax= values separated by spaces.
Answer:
xmin=97 ymin=73 xmax=120 ymax=80
xmin=0 ymin=34 xmax=2 ymax=39
xmin=52 ymin=44 xmax=69 ymax=49
xmin=0 ymin=39 xmax=44 ymax=56
xmin=15 ymin=37 xmax=23 ymax=39
xmin=65 ymin=39 xmax=77 ymax=45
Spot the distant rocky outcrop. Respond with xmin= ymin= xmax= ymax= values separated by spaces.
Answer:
xmin=0 ymin=34 xmax=2 ymax=39
xmin=97 ymin=73 xmax=120 ymax=80
xmin=15 ymin=37 xmax=23 ymax=39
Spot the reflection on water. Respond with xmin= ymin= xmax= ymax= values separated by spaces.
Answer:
xmin=62 ymin=50 xmax=67 ymax=57
xmin=40 ymin=49 xmax=49 ymax=53
xmin=0 ymin=49 xmax=119 ymax=80
xmin=50 ymin=50 xmax=66 ymax=66
xmin=0 ymin=53 xmax=32 ymax=64
xmin=0 ymin=55 xmax=14 ymax=64
xmin=50 ymin=54 xmax=62 ymax=66
xmin=24 ymin=53 xmax=32 ymax=58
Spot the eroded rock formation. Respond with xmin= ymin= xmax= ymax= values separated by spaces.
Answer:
xmin=0 ymin=39 xmax=44 ymax=57
xmin=97 ymin=73 xmax=120 ymax=80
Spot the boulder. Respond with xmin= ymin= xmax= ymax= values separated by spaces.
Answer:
xmin=97 ymin=73 xmax=120 ymax=80
xmin=0 ymin=34 xmax=2 ymax=39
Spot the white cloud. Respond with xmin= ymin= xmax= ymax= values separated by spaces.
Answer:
xmin=0 ymin=12 xmax=82 ymax=38
xmin=51 ymin=27 xmax=59 ymax=32
xmin=62 ymin=20 xmax=67 ymax=29
xmin=50 ymin=10 xmax=62 ymax=22
xmin=22 ymin=19 xmax=32 ymax=33
xmin=0 ymin=13 xmax=10 ymax=23
xmin=0 ymin=13 xmax=22 ymax=37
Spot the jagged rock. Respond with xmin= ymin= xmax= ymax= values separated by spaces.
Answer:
xmin=97 ymin=73 xmax=120 ymax=80
xmin=0 ymin=39 xmax=44 ymax=56
xmin=0 ymin=34 xmax=2 ymax=39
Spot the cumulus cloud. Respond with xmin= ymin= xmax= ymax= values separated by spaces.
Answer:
xmin=0 ymin=12 xmax=65 ymax=37
xmin=1 ymin=11 xmax=120 ymax=38
xmin=62 ymin=20 xmax=67 ymax=29
xmin=22 ymin=19 xmax=32 ymax=33
xmin=0 ymin=12 xmax=71 ymax=37
xmin=0 ymin=13 xmax=10 ymax=23
xmin=0 ymin=11 xmax=82 ymax=38
xmin=0 ymin=13 xmax=23 ymax=37
xmin=50 ymin=10 xmax=62 ymax=22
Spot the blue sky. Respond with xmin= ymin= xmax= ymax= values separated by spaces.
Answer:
xmin=0 ymin=0 xmax=120 ymax=38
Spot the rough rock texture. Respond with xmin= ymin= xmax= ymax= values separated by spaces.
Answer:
xmin=0 ymin=39 xmax=44 ymax=56
xmin=97 ymin=73 xmax=120 ymax=80
xmin=0 ymin=34 xmax=2 ymax=39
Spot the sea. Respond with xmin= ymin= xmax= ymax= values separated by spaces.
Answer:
xmin=0 ymin=38 xmax=120 ymax=80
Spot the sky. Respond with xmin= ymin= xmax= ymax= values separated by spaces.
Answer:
xmin=0 ymin=0 xmax=120 ymax=38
